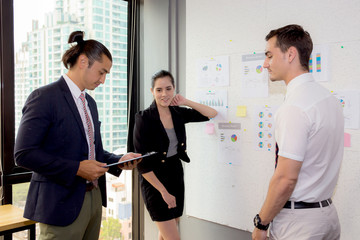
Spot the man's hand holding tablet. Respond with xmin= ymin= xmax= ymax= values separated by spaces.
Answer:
xmin=104 ymin=151 xmax=157 ymax=169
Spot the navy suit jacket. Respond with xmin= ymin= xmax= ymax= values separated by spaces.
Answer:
xmin=14 ymin=77 xmax=122 ymax=226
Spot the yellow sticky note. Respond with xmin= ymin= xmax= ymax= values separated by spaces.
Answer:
xmin=236 ymin=106 xmax=247 ymax=117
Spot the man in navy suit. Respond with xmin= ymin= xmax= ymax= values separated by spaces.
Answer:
xmin=14 ymin=31 xmax=140 ymax=240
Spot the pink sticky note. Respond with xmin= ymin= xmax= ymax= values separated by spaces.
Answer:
xmin=344 ymin=133 xmax=351 ymax=147
xmin=205 ymin=123 xmax=215 ymax=135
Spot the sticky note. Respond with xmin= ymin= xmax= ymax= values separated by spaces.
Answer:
xmin=236 ymin=106 xmax=247 ymax=117
xmin=344 ymin=133 xmax=351 ymax=147
xmin=205 ymin=123 xmax=215 ymax=135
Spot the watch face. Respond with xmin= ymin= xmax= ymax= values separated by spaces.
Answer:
xmin=254 ymin=215 xmax=260 ymax=226
xmin=254 ymin=214 xmax=269 ymax=230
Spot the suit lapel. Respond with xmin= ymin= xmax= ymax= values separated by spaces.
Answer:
xmin=169 ymin=107 xmax=183 ymax=143
xmin=58 ymin=78 xmax=87 ymax=140
xmin=150 ymin=101 xmax=182 ymax=145
xmin=86 ymin=95 xmax=97 ymax=122
xmin=150 ymin=101 xmax=168 ymax=138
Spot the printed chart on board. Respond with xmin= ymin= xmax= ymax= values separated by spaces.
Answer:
xmin=253 ymin=105 xmax=279 ymax=152
xmin=218 ymin=122 xmax=242 ymax=165
xmin=240 ymin=53 xmax=268 ymax=98
xmin=332 ymin=90 xmax=360 ymax=129
xmin=196 ymin=90 xmax=228 ymax=121
xmin=197 ymin=55 xmax=229 ymax=87
xmin=309 ymin=44 xmax=330 ymax=82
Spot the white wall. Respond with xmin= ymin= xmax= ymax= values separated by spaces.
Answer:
xmin=185 ymin=0 xmax=360 ymax=239
xmin=141 ymin=0 xmax=252 ymax=239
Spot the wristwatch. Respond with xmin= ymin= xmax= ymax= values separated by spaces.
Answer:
xmin=253 ymin=214 xmax=269 ymax=231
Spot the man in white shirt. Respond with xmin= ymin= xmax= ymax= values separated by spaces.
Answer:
xmin=252 ymin=24 xmax=344 ymax=240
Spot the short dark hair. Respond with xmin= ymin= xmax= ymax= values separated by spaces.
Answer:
xmin=151 ymin=70 xmax=175 ymax=88
xmin=62 ymin=31 xmax=112 ymax=69
xmin=265 ymin=24 xmax=313 ymax=71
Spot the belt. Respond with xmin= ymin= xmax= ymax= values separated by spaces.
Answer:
xmin=283 ymin=198 xmax=332 ymax=209
xmin=86 ymin=182 xmax=95 ymax=192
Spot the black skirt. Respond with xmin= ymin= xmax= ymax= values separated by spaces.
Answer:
xmin=140 ymin=154 xmax=184 ymax=222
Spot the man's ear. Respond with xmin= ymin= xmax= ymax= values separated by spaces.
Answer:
xmin=287 ymin=46 xmax=297 ymax=63
xmin=78 ymin=54 xmax=89 ymax=69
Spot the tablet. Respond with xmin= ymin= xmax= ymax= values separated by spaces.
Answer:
xmin=104 ymin=151 xmax=157 ymax=167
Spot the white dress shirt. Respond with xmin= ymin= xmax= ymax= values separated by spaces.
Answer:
xmin=275 ymin=73 xmax=344 ymax=202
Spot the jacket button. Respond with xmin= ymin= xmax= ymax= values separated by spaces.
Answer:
xmin=181 ymin=143 xmax=184 ymax=146
xmin=161 ymin=160 xmax=165 ymax=163
xmin=163 ymin=152 xmax=167 ymax=155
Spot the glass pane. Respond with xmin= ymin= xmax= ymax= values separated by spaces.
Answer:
xmin=12 ymin=183 xmax=36 ymax=239
xmin=14 ymin=0 xmax=130 ymax=239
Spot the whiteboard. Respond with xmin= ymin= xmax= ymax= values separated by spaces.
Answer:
xmin=184 ymin=0 xmax=360 ymax=238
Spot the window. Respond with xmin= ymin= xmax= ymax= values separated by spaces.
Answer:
xmin=93 ymin=7 xmax=103 ymax=14
xmin=94 ymin=24 xmax=104 ymax=30
xmin=94 ymin=15 xmax=103 ymax=22
xmin=0 ymin=1 xmax=135 ymax=240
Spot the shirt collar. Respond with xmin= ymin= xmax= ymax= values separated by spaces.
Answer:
xmin=63 ymin=74 xmax=86 ymax=99
xmin=285 ymin=73 xmax=314 ymax=99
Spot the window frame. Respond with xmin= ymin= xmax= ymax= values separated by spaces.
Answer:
xmin=1 ymin=0 xmax=32 ymax=205
xmin=1 ymin=4 xmax=142 ymax=240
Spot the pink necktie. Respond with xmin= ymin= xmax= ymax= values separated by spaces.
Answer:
xmin=80 ymin=93 xmax=98 ymax=187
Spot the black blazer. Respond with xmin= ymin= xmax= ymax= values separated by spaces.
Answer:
xmin=14 ymin=77 xmax=122 ymax=226
xmin=133 ymin=101 xmax=209 ymax=174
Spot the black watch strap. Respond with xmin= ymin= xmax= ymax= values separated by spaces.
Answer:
xmin=253 ymin=214 xmax=269 ymax=231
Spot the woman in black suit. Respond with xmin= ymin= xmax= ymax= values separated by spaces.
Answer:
xmin=133 ymin=70 xmax=217 ymax=240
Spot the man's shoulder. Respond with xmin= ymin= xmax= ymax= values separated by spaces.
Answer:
xmin=26 ymin=78 xmax=67 ymax=105
xmin=34 ymin=78 xmax=65 ymax=94
xmin=287 ymin=80 xmax=330 ymax=104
